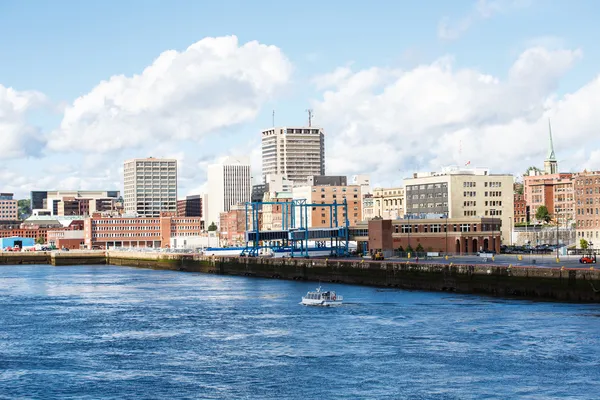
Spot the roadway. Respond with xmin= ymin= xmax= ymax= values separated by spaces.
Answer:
xmin=338 ymin=254 xmax=593 ymax=269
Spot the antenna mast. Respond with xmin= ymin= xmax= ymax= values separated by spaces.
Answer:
xmin=306 ymin=109 xmax=313 ymax=127
xmin=272 ymin=110 xmax=275 ymax=127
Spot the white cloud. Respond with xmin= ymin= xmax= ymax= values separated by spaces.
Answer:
xmin=0 ymin=85 xmax=47 ymax=159
xmin=47 ymin=35 xmax=293 ymax=153
xmin=438 ymin=0 xmax=532 ymax=40
xmin=310 ymin=46 xmax=593 ymax=187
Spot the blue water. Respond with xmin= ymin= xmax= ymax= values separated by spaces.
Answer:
xmin=0 ymin=266 xmax=599 ymax=399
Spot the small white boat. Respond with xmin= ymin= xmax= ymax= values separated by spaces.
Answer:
xmin=301 ymin=286 xmax=343 ymax=306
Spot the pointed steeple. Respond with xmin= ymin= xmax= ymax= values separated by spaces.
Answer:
xmin=547 ymin=118 xmax=556 ymax=161
xmin=544 ymin=118 xmax=558 ymax=174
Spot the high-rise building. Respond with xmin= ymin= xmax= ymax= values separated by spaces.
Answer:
xmin=261 ymin=126 xmax=325 ymax=186
xmin=403 ymin=166 xmax=514 ymax=246
xmin=123 ymin=158 xmax=178 ymax=217
xmin=207 ymin=157 xmax=251 ymax=227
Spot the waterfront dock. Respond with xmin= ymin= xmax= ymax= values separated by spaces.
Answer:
xmin=1 ymin=251 xmax=599 ymax=302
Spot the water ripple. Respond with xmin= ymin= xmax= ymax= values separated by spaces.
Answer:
xmin=0 ymin=265 xmax=598 ymax=399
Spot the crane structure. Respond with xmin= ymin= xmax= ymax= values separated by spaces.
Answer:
xmin=242 ymin=198 xmax=350 ymax=258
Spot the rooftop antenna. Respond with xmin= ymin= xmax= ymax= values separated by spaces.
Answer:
xmin=306 ymin=109 xmax=313 ymax=127
xmin=272 ymin=110 xmax=275 ymax=127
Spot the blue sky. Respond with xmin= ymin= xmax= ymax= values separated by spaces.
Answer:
xmin=2 ymin=0 xmax=600 ymax=198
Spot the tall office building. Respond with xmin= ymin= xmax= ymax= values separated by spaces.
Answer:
xmin=123 ymin=158 xmax=178 ymax=217
xmin=207 ymin=157 xmax=251 ymax=227
xmin=261 ymin=126 xmax=325 ymax=186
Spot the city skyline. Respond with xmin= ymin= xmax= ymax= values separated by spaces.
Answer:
xmin=3 ymin=1 xmax=600 ymax=198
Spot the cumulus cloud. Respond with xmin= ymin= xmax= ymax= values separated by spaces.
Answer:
xmin=310 ymin=46 xmax=591 ymax=186
xmin=47 ymin=35 xmax=293 ymax=153
xmin=0 ymin=85 xmax=47 ymax=159
xmin=438 ymin=0 xmax=532 ymax=40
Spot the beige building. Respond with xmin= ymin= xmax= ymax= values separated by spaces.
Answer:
xmin=292 ymin=185 xmax=362 ymax=228
xmin=371 ymin=187 xmax=405 ymax=220
xmin=261 ymin=191 xmax=293 ymax=231
xmin=123 ymin=158 xmax=178 ymax=217
xmin=0 ymin=193 xmax=18 ymax=221
xmin=403 ymin=167 xmax=514 ymax=244
xmin=261 ymin=126 xmax=325 ymax=186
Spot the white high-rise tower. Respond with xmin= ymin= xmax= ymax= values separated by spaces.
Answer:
xmin=206 ymin=156 xmax=252 ymax=227
xmin=261 ymin=126 xmax=325 ymax=186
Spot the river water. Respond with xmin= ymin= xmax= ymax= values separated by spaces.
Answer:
xmin=0 ymin=265 xmax=599 ymax=399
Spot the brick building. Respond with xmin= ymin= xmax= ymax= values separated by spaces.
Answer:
xmin=514 ymin=193 xmax=527 ymax=224
xmin=292 ymin=184 xmax=362 ymax=228
xmin=359 ymin=216 xmax=502 ymax=254
xmin=0 ymin=219 xmax=84 ymax=243
xmin=219 ymin=205 xmax=253 ymax=246
xmin=574 ymin=171 xmax=600 ymax=245
xmin=83 ymin=212 xmax=203 ymax=249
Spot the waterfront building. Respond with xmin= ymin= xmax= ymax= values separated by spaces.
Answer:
xmin=0 ymin=193 xmax=18 ymax=221
xmin=177 ymin=195 xmax=202 ymax=218
xmin=47 ymin=230 xmax=85 ymax=249
xmin=371 ymin=187 xmax=405 ymax=220
xmin=207 ymin=156 xmax=252 ymax=228
xmin=574 ymin=171 xmax=600 ymax=246
xmin=261 ymin=126 xmax=325 ymax=186
xmin=0 ymin=217 xmax=84 ymax=243
xmin=219 ymin=205 xmax=252 ymax=246
xmin=403 ymin=166 xmax=514 ymax=244
xmin=30 ymin=190 xmax=121 ymax=216
xmin=352 ymin=216 xmax=502 ymax=255
xmin=292 ymin=184 xmax=362 ymax=228
xmin=123 ymin=157 xmax=178 ymax=217
xmin=83 ymin=212 xmax=202 ymax=249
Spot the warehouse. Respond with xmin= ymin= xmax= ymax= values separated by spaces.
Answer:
xmin=0 ymin=236 xmax=35 ymax=250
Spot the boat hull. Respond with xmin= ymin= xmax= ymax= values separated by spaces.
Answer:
xmin=301 ymin=298 xmax=343 ymax=307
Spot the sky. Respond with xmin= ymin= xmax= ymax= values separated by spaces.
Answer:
xmin=2 ymin=0 xmax=600 ymax=199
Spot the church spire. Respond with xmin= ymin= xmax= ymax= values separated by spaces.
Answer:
xmin=547 ymin=118 xmax=556 ymax=161
xmin=544 ymin=118 xmax=558 ymax=174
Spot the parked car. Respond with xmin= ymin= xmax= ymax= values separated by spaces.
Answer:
xmin=579 ymin=255 xmax=597 ymax=264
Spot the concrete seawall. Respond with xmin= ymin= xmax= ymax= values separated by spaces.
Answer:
xmin=107 ymin=252 xmax=600 ymax=303
xmin=2 ymin=251 xmax=600 ymax=302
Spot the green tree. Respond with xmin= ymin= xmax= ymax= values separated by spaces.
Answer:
xmin=35 ymin=236 xmax=45 ymax=245
xmin=17 ymin=199 xmax=31 ymax=220
xmin=207 ymin=222 xmax=218 ymax=231
xmin=535 ymin=205 xmax=551 ymax=223
xmin=580 ymin=238 xmax=589 ymax=250
xmin=524 ymin=166 xmax=542 ymax=177
xmin=406 ymin=245 xmax=414 ymax=253
xmin=416 ymin=243 xmax=424 ymax=252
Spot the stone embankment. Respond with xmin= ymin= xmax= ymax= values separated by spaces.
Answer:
xmin=1 ymin=251 xmax=599 ymax=302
